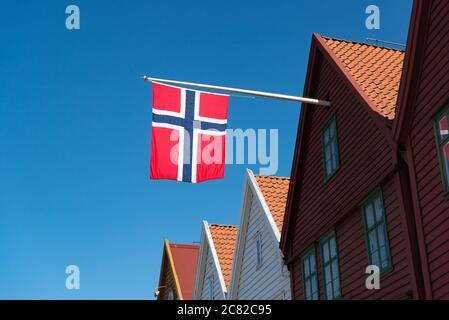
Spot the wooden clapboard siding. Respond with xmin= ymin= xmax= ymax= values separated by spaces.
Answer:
xmin=290 ymin=53 xmax=394 ymax=252
xmin=230 ymin=172 xmax=291 ymax=300
xmin=282 ymin=32 xmax=421 ymax=300
xmin=194 ymin=222 xmax=237 ymax=300
xmin=396 ymin=0 xmax=449 ymax=300
xmin=157 ymin=251 xmax=178 ymax=300
xmin=198 ymin=246 xmax=226 ymax=300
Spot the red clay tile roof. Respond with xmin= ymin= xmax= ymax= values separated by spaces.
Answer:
xmin=254 ymin=175 xmax=290 ymax=233
xmin=321 ymin=36 xmax=405 ymax=120
xmin=169 ymin=244 xmax=199 ymax=300
xmin=208 ymin=224 xmax=238 ymax=288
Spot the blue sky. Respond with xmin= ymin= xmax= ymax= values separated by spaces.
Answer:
xmin=0 ymin=0 xmax=412 ymax=299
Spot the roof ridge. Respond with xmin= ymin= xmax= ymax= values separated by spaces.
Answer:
xmin=209 ymin=223 xmax=238 ymax=228
xmin=170 ymin=244 xmax=200 ymax=249
xmin=320 ymin=35 xmax=405 ymax=52
xmin=254 ymin=174 xmax=290 ymax=180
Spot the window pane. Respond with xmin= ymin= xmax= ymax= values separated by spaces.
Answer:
xmin=333 ymin=277 xmax=341 ymax=298
xmin=323 ymin=118 xmax=339 ymax=179
xmin=379 ymin=246 xmax=388 ymax=268
xmin=377 ymin=228 xmax=388 ymax=269
xmin=374 ymin=196 xmax=384 ymax=222
xmin=312 ymin=275 xmax=318 ymax=296
xmin=365 ymin=205 xmax=375 ymax=228
xmin=323 ymin=243 xmax=330 ymax=262
xmin=326 ymin=283 xmax=333 ymax=300
xmin=330 ymin=121 xmax=336 ymax=138
xmin=377 ymin=227 xmax=386 ymax=247
xmin=305 ymin=281 xmax=311 ymax=300
xmin=324 ymin=130 xmax=330 ymax=144
xmin=369 ymin=230 xmax=378 ymax=253
xmin=439 ymin=115 xmax=449 ymax=140
xmin=326 ymin=161 xmax=332 ymax=176
xmin=371 ymin=249 xmax=380 ymax=268
xmin=442 ymin=143 xmax=449 ymax=186
xmin=325 ymin=265 xmax=332 ymax=285
xmin=331 ymin=143 xmax=338 ymax=169
xmin=304 ymin=259 xmax=310 ymax=277
xmin=310 ymin=254 xmax=316 ymax=272
xmin=330 ymin=237 xmax=337 ymax=258
xmin=256 ymin=240 xmax=260 ymax=264
xmin=331 ymin=260 xmax=339 ymax=282
xmin=325 ymin=145 xmax=332 ymax=161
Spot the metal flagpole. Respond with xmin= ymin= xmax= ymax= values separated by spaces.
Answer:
xmin=141 ymin=76 xmax=331 ymax=107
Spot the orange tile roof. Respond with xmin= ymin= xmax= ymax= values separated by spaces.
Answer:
xmin=254 ymin=175 xmax=290 ymax=233
xmin=321 ymin=36 xmax=405 ymax=120
xmin=208 ymin=224 xmax=238 ymax=288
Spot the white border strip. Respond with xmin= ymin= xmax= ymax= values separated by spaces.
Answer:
xmin=191 ymin=130 xmax=198 ymax=184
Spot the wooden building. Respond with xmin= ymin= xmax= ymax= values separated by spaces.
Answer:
xmin=281 ymin=0 xmax=449 ymax=300
xmin=156 ymin=240 xmax=199 ymax=300
xmin=394 ymin=0 xmax=449 ymax=300
xmin=193 ymin=222 xmax=238 ymax=300
xmin=279 ymin=33 xmax=424 ymax=299
xmin=229 ymin=170 xmax=291 ymax=300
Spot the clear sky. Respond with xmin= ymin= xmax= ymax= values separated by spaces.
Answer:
xmin=0 ymin=0 xmax=412 ymax=299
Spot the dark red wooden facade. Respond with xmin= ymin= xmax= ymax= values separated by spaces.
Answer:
xmin=394 ymin=0 xmax=449 ymax=300
xmin=280 ymin=34 xmax=422 ymax=300
xmin=281 ymin=0 xmax=449 ymax=300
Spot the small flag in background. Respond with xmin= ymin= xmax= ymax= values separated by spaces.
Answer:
xmin=150 ymin=82 xmax=229 ymax=183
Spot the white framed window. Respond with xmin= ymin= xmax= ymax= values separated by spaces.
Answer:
xmin=255 ymin=232 xmax=263 ymax=268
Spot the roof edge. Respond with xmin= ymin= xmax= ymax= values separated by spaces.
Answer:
xmin=164 ymin=239 xmax=184 ymax=300
xmin=203 ymin=221 xmax=228 ymax=295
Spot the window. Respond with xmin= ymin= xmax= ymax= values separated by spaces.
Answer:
xmin=256 ymin=232 xmax=263 ymax=268
xmin=322 ymin=116 xmax=340 ymax=180
xmin=320 ymin=231 xmax=341 ymax=300
xmin=301 ymin=249 xmax=319 ymax=300
xmin=167 ymin=289 xmax=174 ymax=300
xmin=434 ymin=105 xmax=449 ymax=194
xmin=361 ymin=189 xmax=392 ymax=275
xmin=209 ymin=275 xmax=215 ymax=300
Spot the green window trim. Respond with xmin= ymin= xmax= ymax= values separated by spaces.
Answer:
xmin=361 ymin=188 xmax=393 ymax=276
xmin=301 ymin=248 xmax=319 ymax=300
xmin=321 ymin=115 xmax=340 ymax=182
xmin=319 ymin=230 xmax=342 ymax=300
xmin=433 ymin=103 xmax=449 ymax=196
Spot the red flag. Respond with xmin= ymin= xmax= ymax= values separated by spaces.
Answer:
xmin=150 ymin=82 xmax=229 ymax=183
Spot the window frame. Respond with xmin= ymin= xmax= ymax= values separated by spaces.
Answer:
xmin=301 ymin=247 xmax=320 ymax=300
xmin=319 ymin=229 xmax=342 ymax=300
xmin=321 ymin=115 xmax=341 ymax=182
xmin=433 ymin=103 xmax=449 ymax=197
xmin=361 ymin=188 xmax=393 ymax=277
xmin=255 ymin=232 xmax=263 ymax=269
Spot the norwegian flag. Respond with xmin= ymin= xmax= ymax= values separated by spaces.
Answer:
xmin=150 ymin=82 xmax=229 ymax=183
